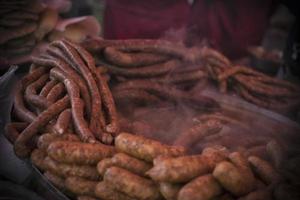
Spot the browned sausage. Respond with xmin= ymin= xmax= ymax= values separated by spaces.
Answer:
xmin=4 ymin=122 xmax=28 ymax=144
xmin=47 ymin=140 xmax=115 ymax=165
xmin=50 ymin=67 xmax=96 ymax=143
xmin=97 ymin=158 xmax=113 ymax=177
xmin=111 ymin=153 xmax=152 ymax=177
xmin=95 ymin=181 xmax=135 ymax=200
xmin=115 ymin=132 xmax=186 ymax=162
xmin=53 ymin=108 xmax=72 ymax=135
xmin=159 ymin=182 xmax=182 ymax=200
xmin=104 ymin=166 xmax=161 ymax=200
xmin=44 ymin=171 xmax=66 ymax=191
xmin=147 ymin=149 xmax=227 ymax=183
xmin=104 ymin=46 xmax=169 ymax=67
xmin=37 ymin=133 xmax=79 ymax=151
xmin=178 ymin=174 xmax=223 ymax=200
xmin=65 ymin=176 xmax=97 ymax=196
xmin=44 ymin=156 xmax=99 ymax=180
xmin=14 ymin=95 xmax=70 ymax=158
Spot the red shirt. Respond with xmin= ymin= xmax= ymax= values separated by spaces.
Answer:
xmin=104 ymin=0 xmax=276 ymax=58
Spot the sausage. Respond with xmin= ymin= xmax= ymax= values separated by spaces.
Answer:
xmin=174 ymin=119 xmax=222 ymax=148
xmin=65 ymin=40 xmax=119 ymax=139
xmin=104 ymin=166 xmax=161 ymax=200
xmin=113 ymin=88 xmax=161 ymax=106
xmin=104 ymin=59 xmax=180 ymax=78
xmin=0 ymin=22 xmax=37 ymax=44
xmin=53 ymin=108 xmax=72 ymax=135
xmin=212 ymin=153 xmax=256 ymax=196
xmin=4 ymin=122 xmax=28 ymax=144
xmin=44 ymin=171 xmax=66 ymax=191
xmin=37 ymin=133 xmax=79 ymax=151
xmin=14 ymin=95 xmax=70 ymax=158
xmin=95 ymin=181 xmax=135 ymax=200
xmin=65 ymin=176 xmax=97 ymax=196
xmin=97 ymin=158 xmax=113 ymax=177
xmin=152 ymin=69 xmax=207 ymax=85
xmin=266 ymin=140 xmax=284 ymax=169
xmin=24 ymin=74 xmax=50 ymax=109
xmin=50 ymin=67 xmax=96 ymax=143
xmin=52 ymin=40 xmax=105 ymax=139
xmin=44 ymin=156 xmax=99 ymax=180
xmin=147 ymin=149 xmax=227 ymax=183
xmin=39 ymin=80 xmax=58 ymax=97
xmin=113 ymin=80 xmax=219 ymax=110
xmin=30 ymin=149 xmax=47 ymax=170
xmin=115 ymin=132 xmax=186 ymax=162
xmin=77 ymin=196 xmax=98 ymax=200
xmin=237 ymin=189 xmax=272 ymax=200
xmin=159 ymin=182 xmax=182 ymax=200
xmin=109 ymin=39 xmax=202 ymax=63
xmin=248 ymin=156 xmax=280 ymax=185
xmin=47 ymin=140 xmax=115 ymax=165
xmin=46 ymin=82 xmax=65 ymax=103
xmin=104 ymin=46 xmax=169 ymax=67
xmin=95 ymin=67 xmax=119 ymax=135
xmin=111 ymin=153 xmax=152 ymax=177
xmin=178 ymin=174 xmax=223 ymax=200
xmin=34 ymin=53 xmax=92 ymax=117
xmin=13 ymin=84 xmax=37 ymax=123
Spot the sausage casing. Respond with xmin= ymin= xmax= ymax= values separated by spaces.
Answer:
xmin=104 ymin=166 xmax=161 ymax=200
xmin=47 ymin=140 xmax=115 ymax=165
xmin=115 ymin=132 xmax=185 ymax=162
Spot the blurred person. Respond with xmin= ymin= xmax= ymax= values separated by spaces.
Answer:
xmin=103 ymin=0 xmax=277 ymax=59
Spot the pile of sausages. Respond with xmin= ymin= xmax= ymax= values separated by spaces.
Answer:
xmin=30 ymin=132 xmax=296 ymax=200
xmin=83 ymin=38 xmax=300 ymax=115
xmin=0 ymin=0 xmax=58 ymax=61
xmin=82 ymin=38 xmax=220 ymax=110
xmin=5 ymin=39 xmax=119 ymax=159
xmin=200 ymin=47 xmax=300 ymax=114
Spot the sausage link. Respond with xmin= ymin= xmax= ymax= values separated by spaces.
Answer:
xmin=47 ymin=140 xmax=115 ymax=165
xmin=65 ymin=176 xmax=97 ymax=196
xmin=104 ymin=166 xmax=162 ymax=200
xmin=50 ymin=68 xmax=96 ymax=143
xmin=95 ymin=181 xmax=135 ymax=200
xmin=25 ymin=74 xmax=50 ymax=109
xmin=44 ymin=156 xmax=99 ymax=180
xmin=37 ymin=133 xmax=79 ymax=151
xmin=39 ymin=80 xmax=57 ymax=97
xmin=53 ymin=108 xmax=72 ymax=135
xmin=104 ymin=46 xmax=169 ymax=67
xmin=115 ymin=132 xmax=186 ymax=162
xmin=46 ymin=82 xmax=65 ymax=103
xmin=52 ymin=40 xmax=105 ymax=139
xmin=111 ymin=153 xmax=152 ymax=177
xmin=14 ymin=95 xmax=70 ymax=158
xmin=4 ymin=122 xmax=28 ymax=144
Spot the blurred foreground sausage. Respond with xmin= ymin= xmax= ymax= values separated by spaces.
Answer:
xmin=248 ymin=156 xmax=280 ymax=185
xmin=95 ymin=181 xmax=135 ymax=200
xmin=65 ymin=176 xmax=97 ymax=196
xmin=47 ymin=141 xmax=115 ymax=165
xmin=44 ymin=171 xmax=66 ymax=191
xmin=115 ymin=132 xmax=185 ymax=162
xmin=178 ymin=174 xmax=223 ymax=200
xmin=213 ymin=152 xmax=256 ymax=196
xmin=30 ymin=149 xmax=47 ymax=170
xmin=97 ymin=158 xmax=114 ymax=177
xmin=159 ymin=182 xmax=182 ymax=200
xmin=104 ymin=166 xmax=162 ymax=200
